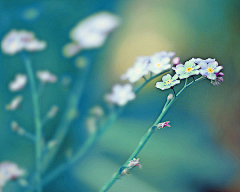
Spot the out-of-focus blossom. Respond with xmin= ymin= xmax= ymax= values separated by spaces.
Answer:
xmin=105 ymin=84 xmax=135 ymax=106
xmin=211 ymin=72 xmax=224 ymax=86
xmin=1 ymin=30 xmax=46 ymax=55
xmin=0 ymin=162 xmax=25 ymax=189
xmin=90 ymin=106 xmax=104 ymax=117
xmin=155 ymin=74 xmax=180 ymax=90
xmin=9 ymin=74 xmax=27 ymax=92
xmin=46 ymin=105 xmax=59 ymax=119
xmin=75 ymin=56 xmax=88 ymax=68
xmin=37 ymin=71 xmax=57 ymax=83
xmin=121 ymin=61 xmax=149 ymax=83
xmin=121 ymin=158 xmax=142 ymax=175
xmin=199 ymin=60 xmax=223 ymax=80
xmin=157 ymin=121 xmax=171 ymax=129
xmin=11 ymin=121 xmax=25 ymax=135
xmin=173 ymin=60 xmax=200 ymax=79
xmin=6 ymin=96 xmax=23 ymax=111
xmin=63 ymin=12 xmax=120 ymax=57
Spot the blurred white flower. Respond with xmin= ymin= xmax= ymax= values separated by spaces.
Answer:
xmin=121 ymin=60 xmax=149 ymax=83
xmin=0 ymin=162 xmax=25 ymax=189
xmin=105 ymin=84 xmax=135 ymax=106
xmin=6 ymin=96 xmax=23 ymax=111
xmin=37 ymin=70 xmax=57 ymax=83
xmin=9 ymin=74 xmax=27 ymax=92
xmin=1 ymin=30 xmax=46 ymax=55
xmin=47 ymin=140 xmax=58 ymax=150
xmin=63 ymin=12 xmax=120 ymax=57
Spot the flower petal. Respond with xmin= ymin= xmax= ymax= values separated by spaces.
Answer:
xmin=162 ymin=74 xmax=171 ymax=81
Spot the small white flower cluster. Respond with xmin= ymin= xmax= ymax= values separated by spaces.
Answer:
xmin=105 ymin=51 xmax=176 ymax=106
xmin=6 ymin=96 xmax=23 ymax=111
xmin=9 ymin=74 xmax=27 ymax=92
xmin=0 ymin=162 xmax=25 ymax=190
xmin=121 ymin=158 xmax=142 ymax=175
xmin=1 ymin=30 xmax=46 ymax=55
xmin=63 ymin=12 xmax=120 ymax=57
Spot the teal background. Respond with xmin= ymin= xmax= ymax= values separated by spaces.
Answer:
xmin=0 ymin=0 xmax=240 ymax=191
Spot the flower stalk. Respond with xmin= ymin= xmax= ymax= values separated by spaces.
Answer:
xmin=100 ymin=76 xmax=205 ymax=192
xmin=22 ymin=53 xmax=42 ymax=192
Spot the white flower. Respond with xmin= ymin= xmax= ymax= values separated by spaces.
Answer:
xmin=0 ymin=162 xmax=25 ymax=188
xmin=121 ymin=61 xmax=149 ymax=83
xmin=1 ymin=30 xmax=46 ymax=55
xmin=9 ymin=74 xmax=27 ymax=92
xmin=148 ymin=52 xmax=173 ymax=74
xmin=63 ymin=12 xmax=120 ymax=57
xmin=37 ymin=71 xmax=57 ymax=83
xmin=6 ymin=96 xmax=23 ymax=111
xmin=105 ymin=84 xmax=135 ymax=106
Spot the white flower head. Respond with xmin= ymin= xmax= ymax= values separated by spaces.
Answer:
xmin=121 ymin=60 xmax=149 ymax=83
xmin=9 ymin=74 xmax=27 ymax=92
xmin=6 ymin=96 xmax=23 ymax=111
xmin=0 ymin=162 xmax=25 ymax=186
xmin=37 ymin=71 xmax=57 ymax=83
xmin=63 ymin=12 xmax=120 ymax=57
xmin=148 ymin=51 xmax=174 ymax=74
xmin=105 ymin=84 xmax=136 ymax=106
xmin=1 ymin=30 xmax=46 ymax=55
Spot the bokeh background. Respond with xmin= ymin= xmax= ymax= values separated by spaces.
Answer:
xmin=0 ymin=0 xmax=240 ymax=191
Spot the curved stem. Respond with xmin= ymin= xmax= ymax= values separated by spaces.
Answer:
xmin=22 ymin=54 xmax=42 ymax=192
xmin=42 ymin=70 xmax=170 ymax=186
xmin=100 ymin=76 xmax=205 ymax=192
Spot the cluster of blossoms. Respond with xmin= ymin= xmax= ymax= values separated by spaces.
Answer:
xmin=121 ymin=158 xmax=142 ymax=176
xmin=105 ymin=51 xmax=176 ymax=106
xmin=156 ymin=58 xmax=224 ymax=91
xmin=63 ymin=12 xmax=120 ymax=57
xmin=1 ymin=30 xmax=46 ymax=55
xmin=0 ymin=162 xmax=25 ymax=191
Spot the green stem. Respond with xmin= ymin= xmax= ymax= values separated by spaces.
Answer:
xmin=22 ymin=54 xmax=42 ymax=192
xmin=99 ymin=76 xmax=205 ymax=192
xmin=42 ymin=70 xmax=170 ymax=186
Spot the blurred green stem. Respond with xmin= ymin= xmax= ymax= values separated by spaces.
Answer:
xmin=42 ymin=70 xmax=170 ymax=186
xmin=41 ymin=57 xmax=92 ymax=174
xmin=22 ymin=54 xmax=42 ymax=192
xmin=100 ymin=76 xmax=205 ymax=192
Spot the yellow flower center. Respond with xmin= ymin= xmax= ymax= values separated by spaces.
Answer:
xmin=207 ymin=68 xmax=213 ymax=73
xmin=186 ymin=67 xmax=193 ymax=73
xmin=155 ymin=63 xmax=162 ymax=68
xmin=165 ymin=80 xmax=172 ymax=85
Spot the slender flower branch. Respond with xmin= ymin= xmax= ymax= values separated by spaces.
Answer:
xmin=99 ymin=76 xmax=205 ymax=192
xmin=42 ymin=70 xmax=170 ymax=186
xmin=41 ymin=56 xmax=93 ymax=174
xmin=22 ymin=53 xmax=42 ymax=192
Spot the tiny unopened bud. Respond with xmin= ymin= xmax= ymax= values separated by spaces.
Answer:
xmin=11 ymin=121 xmax=19 ymax=131
xmin=47 ymin=105 xmax=59 ymax=119
xmin=86 ymin=117 xmax=97 ymax=134
xmin=167 ymin=93 xmax=173 ymax=100
xmin=47 ymin=140 xmax=58 ymax=149
xmin=90 ymin=106 xmax=104 ymax=117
